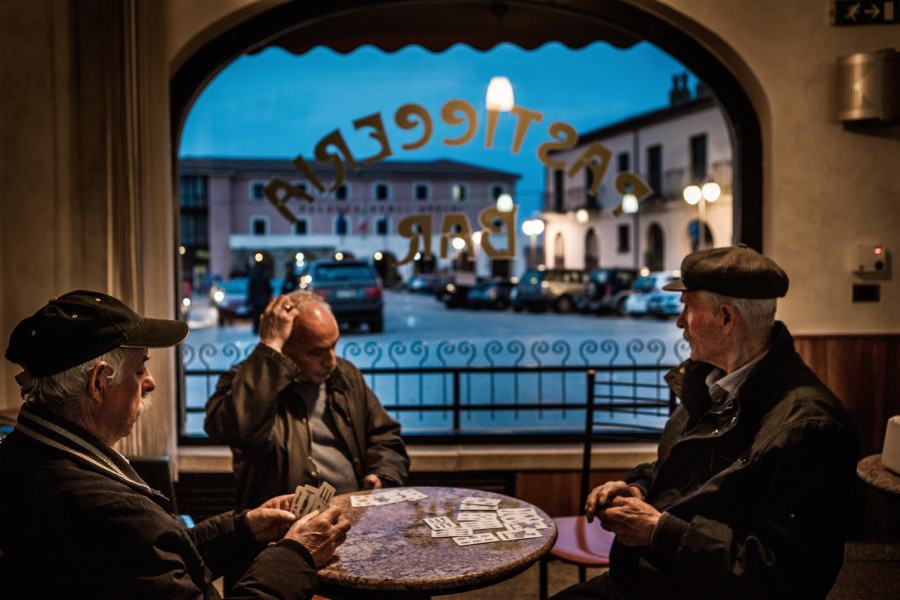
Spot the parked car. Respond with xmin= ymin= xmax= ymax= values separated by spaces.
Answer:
xmin=646 ymin=291 xmax=684 ymax=318
xmin=214 ymin=278 xmax=251 ymax=325
xmin=578 ymin=267 xmax=638 ymax=315
xmin=435 ymin=271 xmax=477 ymax=308
xmin=465 ymin=278 xmax=515 ymax=310
xmin=624 ymin=271 xmax=682 ymax=316
xmin=213 ymin=277 xmax=282 ymax=325
xmin=510 ymin=268 xmax=589 ymax=313
xmin=299 ymin=259 xmax=384 ymax=332
xmin=407 ymin=274 xmax=438 ymax=294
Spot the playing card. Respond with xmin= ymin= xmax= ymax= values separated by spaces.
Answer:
xmin=457 ymin=511 xmax=496 ymax=521
xmin=466 ymin=519 xmax=505 ymax=530
xmin=372 ymin=490 xmax=407 ymax=505
xmin=504 ymin=519 xmax=549 ymax=531
xmin=461 ymin=496 xmax=501 ymax=506
xmin=317 ymin=482 xmax=335 ymax=509
xmin=460 ymin=503 xmax=497 ymax=511
xmin=397 ymin=488 xmax=428 ymax=501
xmin=431 ymin=527 xmax=474 ymax=538
xmin=453 ymin=532 xmax=499 ymax=546
xmin=350 ymin=494 xmax=378 ymax=507
xmin=497 ymin=529 xmax=542 ymax=541
xmin=497 ymin=507 xmax=538 ymax=517
xmin=424 ymin=516 xmax=458 ymax=530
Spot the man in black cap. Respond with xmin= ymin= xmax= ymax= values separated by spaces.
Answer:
xmin=0 ymin=290 xmax=349 ymax=599
xmin=551 ymin=245 xmax=858 ymax=600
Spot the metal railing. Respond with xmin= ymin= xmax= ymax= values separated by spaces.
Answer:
xmin=181 ymin=337 xmax=688 ymax=443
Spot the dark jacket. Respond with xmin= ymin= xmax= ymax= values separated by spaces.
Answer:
xmin=0 ymin=402 xmax=317 ymax=600
xmin=610 ymin=322 xmax=859 ymax=600
xmin=204 ymin=345 xmax=409 ymax=510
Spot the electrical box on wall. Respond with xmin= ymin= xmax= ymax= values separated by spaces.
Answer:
xmin=855 ymin=243 xmax=890 ymax=275
xmin=837 ymin=48 xmax=900 ymax=122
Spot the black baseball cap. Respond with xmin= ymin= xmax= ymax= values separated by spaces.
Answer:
xmin=663 ymin=244 xmax=789 ymax=299
xmin=5 ymin=290 xmax=189 ymax=378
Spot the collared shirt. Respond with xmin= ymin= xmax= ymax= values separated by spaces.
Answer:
xmin=705 ymin=351 xmax=767 ymax=405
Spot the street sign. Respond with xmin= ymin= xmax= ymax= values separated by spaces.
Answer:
xmin=832 ymin=1 xmax=899 ymax=25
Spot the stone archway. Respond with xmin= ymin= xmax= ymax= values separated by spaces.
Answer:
xmin=171 ymin=0 xmax=763 ymax=250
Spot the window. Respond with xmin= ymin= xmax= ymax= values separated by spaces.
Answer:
xmin=375 ymin=217 xmax=389 ymax=235
xmin=553 ymin=169 xmax=564 ymax=212
xmin=335 ymin=183 xmax=349 ymax=201
xmin=250 ymin=181 xmax=266 ymax=201
xmin=491 ymin=185 xmax=504 ymax=200
xmin=451 ymin=183 xmax=468 ymax=202
xmin=647 ymin=145 xmax=662 ymax=199
xmin=617 ymin=152 xmax=630 ymax=173
xmin=181 ymin=214 xmax=208 ymax=246
xmin=585 ymin=167 xmax=599 ymax=210
xmin=335 ymin=213 xmax=348 ymax=235
xmin=294 ymin=219 xmax=308 ymax=235
xmin=618 ymin=224 xmax=630 ymax=253
xmin=690 ymin=134 xmax=707 ymax=183
xmin=414 ymin=183 xmax=430 ymax=201
xmin=554 ymin=233 xmax=565 ymax=267
xmin=251 ymin=217 xmax=268 ymax=235
xmin=375 ymin=183 xmax=390 ymax=201
xmin=180 ymin=176 xmax=207 ymax=208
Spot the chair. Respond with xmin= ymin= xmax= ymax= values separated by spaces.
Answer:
xmin=538 ymin=369 xmax=615 ymax=599
xmin=539 ymin=367 xmax=676 ymax=599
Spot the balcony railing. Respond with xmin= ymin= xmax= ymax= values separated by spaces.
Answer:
xmin=181 ymin=336 xmax=688 ymax=444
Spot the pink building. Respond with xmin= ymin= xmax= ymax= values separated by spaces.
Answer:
xmin=179 ymin=157 xmax=521 ymax=286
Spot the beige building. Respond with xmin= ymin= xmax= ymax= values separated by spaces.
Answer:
xmin=542 ymin=76 xmax=733 ymax=273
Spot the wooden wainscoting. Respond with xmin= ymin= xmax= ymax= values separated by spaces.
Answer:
xmin=795 ymin=334 xmax=900 ymax=541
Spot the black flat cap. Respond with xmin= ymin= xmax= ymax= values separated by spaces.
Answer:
xmin=6 ymin=290 xmax=189 ymax=378
xmin=663 ymin=244 xmax=789 ymax=298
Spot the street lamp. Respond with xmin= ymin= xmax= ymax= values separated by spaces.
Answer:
xmin=521 ymin=218 xmax=544 ymax=267
xmin=682 ymin=181 xmax=720 ymax=250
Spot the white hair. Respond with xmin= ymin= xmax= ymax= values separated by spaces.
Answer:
xmin=20 ymin=347 xmax=128 ymax=411
xmin=701 ymin=291 xmax=777 ymax=336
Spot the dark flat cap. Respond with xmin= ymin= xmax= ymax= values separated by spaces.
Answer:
xmin=5 ymin=290 xmax=189 ymax=378
xmin=663 ymin=244 xmax=789 ymax=298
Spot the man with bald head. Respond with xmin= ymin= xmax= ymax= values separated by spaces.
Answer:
xmin=205 ymin=290 xmax=409 ymax=511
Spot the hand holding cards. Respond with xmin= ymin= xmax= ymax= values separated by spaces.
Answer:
xmin=290 ymin=481 xmax=336 ymax=519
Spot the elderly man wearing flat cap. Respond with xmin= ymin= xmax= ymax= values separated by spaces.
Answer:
xmin=551 ymin=245 xmax=858 ymax=600
xmin=0 ymin=290 xmax=349 ymax=600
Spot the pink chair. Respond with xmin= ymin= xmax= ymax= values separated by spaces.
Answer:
xmin=539 ymin=515 xmax=614 ymax=599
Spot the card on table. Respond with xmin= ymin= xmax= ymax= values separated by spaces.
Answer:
xmin=431 ymin=527 xmax=474 ymax=538
xmin=424 ymin=516 xmax=458 ymax=530
xmin=497 ymin=529 xmax=542 ymax=541
xmin=459 ymin=503 xmax=497 ymax=511
xmin=453 ymin=532 xmax=499 ymax=546
xmin=460 ymin=496 xmax=501 ymax=507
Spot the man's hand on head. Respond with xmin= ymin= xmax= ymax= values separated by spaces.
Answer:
xmin=259 ymin=295 xmax=297 ymax=352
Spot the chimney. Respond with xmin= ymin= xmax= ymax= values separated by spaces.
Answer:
xmin=669 ymin=73 xmax=692 ymax=105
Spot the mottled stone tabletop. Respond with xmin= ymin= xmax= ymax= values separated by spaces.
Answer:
xmin=857 ymin=454 xmax=900 ymax=498
xmin=316 ymin=486 xmax=557 ymax=598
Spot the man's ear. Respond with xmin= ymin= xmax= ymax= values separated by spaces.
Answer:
xmin=86 ymin=361 xmax=109 ymax=400
xmin=720 ymin=303 xmax=736 ymax=331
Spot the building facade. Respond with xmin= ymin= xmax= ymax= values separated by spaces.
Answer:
xmin=180 ymin=158 xmax=521 ymax=286
xmin=541 ymin=76 xmax=732 ymax=273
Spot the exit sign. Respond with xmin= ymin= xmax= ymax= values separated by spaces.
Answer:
xmin=832 ymin=1 xmax=899 ymax=25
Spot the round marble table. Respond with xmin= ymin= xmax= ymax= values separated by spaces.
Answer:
xmin=316 ymin=486 xmax=557 ymax=598
xmin=857 ymin=454 xmax=900 ymax=499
